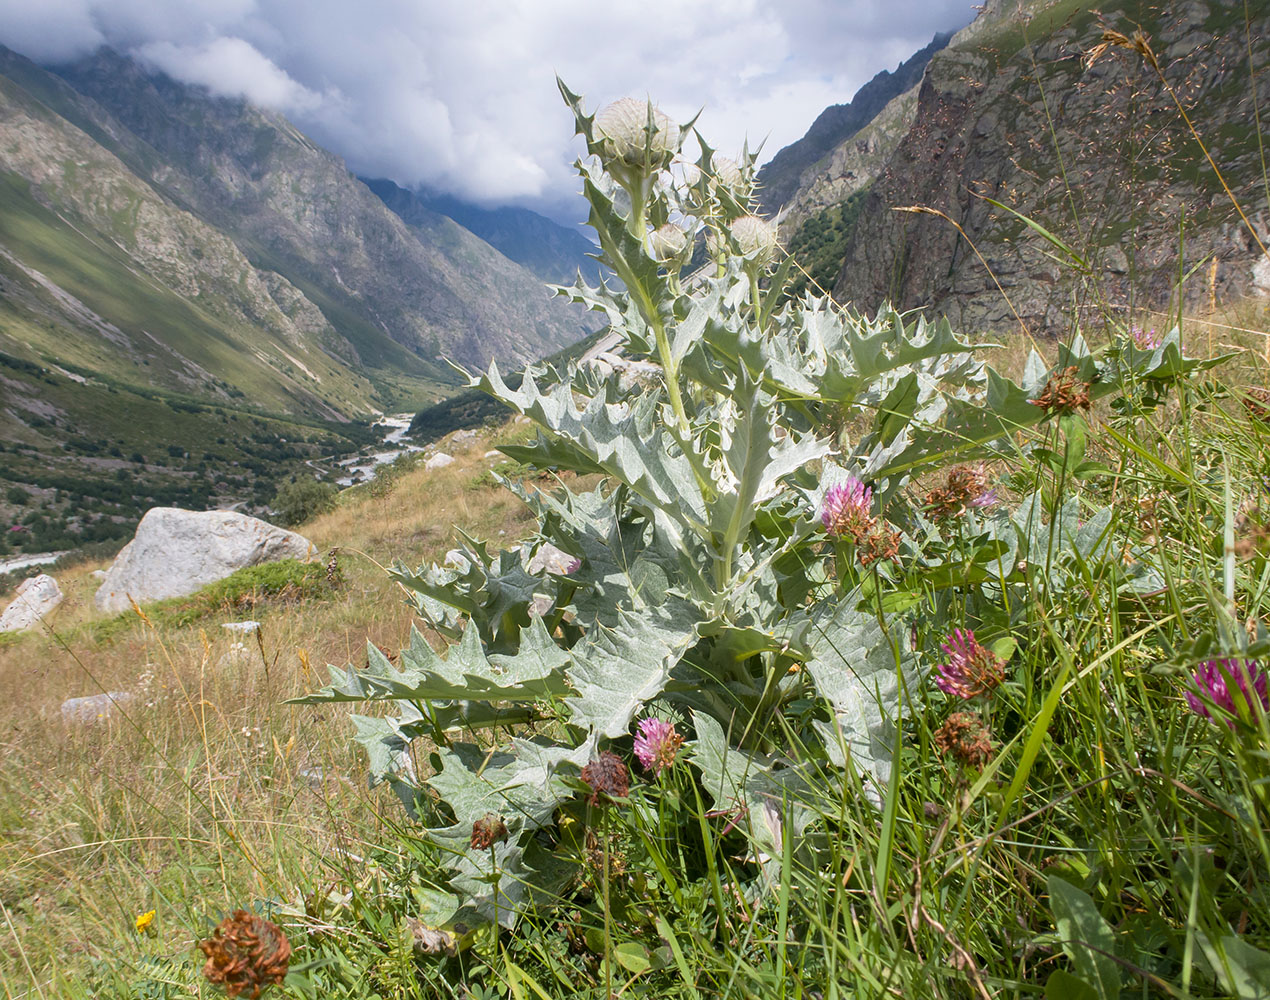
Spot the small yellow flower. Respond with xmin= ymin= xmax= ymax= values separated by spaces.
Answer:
xmin=135 ymin=909 xmax=156 ymax=935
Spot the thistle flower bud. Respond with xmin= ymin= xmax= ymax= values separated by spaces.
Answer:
xmin=711 ymin=155 xmax=746 ymax=195
xmin=593 ymin=98 xmax=679 ymax=174
xmin=649 ymin=223 xmax=689 ymax=263
xmin=729 ymin=214 xmax=779 ymax=266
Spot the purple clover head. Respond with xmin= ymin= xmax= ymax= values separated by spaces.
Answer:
xmin=968 ymin=487 xmax=998 ymax=509
xmin=1185 ymin=658 xmax=1269 ymax=727
xmin=821 ymin=477 xmax=872 ymax=537
xmin=934 ymin=628 xmax=1005 ymax=699
xmin=1130 ymin=325 xmax=1161 ymax=350
xmin=633 ymin=717 xmax=684 ymax=776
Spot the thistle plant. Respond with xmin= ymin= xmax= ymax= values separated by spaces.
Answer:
xmin=297 ymin=82 xmax=1219 ymax=931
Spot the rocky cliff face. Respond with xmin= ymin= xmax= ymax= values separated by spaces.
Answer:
xmin=830 ymin=0 xmax=1270 ymax=335
xmin=757 ymin=33 xmax=950 ymax=219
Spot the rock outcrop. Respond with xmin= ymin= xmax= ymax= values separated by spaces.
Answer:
xmin=0 ymin=574 xmax=63 ymax=631
xmin=831 ymin=0 xmax=1270 ymax=333
xmin=94 ymin=508 xmax=315 ymax=612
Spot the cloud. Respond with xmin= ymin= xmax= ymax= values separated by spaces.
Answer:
xmin=136 ymin=38 xmax=325 ymax=114
xmin=0 ymin=0 xmax=976 ymax=221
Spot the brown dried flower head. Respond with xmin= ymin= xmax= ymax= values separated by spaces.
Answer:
xmin=856 ymin=522 xmax=902 ymax=567
xmin=198 ymin=910 xmax=291 ymax=999
xmin=470 ymin=813 xmax=509 ymax=850
xmin=933 ymin=712 xmax=994 ymax=768
xmin=1243 ymin=387 xmax=1270 ymax=422
xmin=924 ymin=465 xmax=998 ymax=520
xmin=580 ymin=751 xmax=630 ymax=805
xmin=1084 ymin=26 xmax=1160 ymax=73
xmin=1030 ymin=366 xmax=1092 ymax=417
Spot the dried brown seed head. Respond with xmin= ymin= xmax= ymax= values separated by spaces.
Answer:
xmin=198 ymin=910 xmax=291 ymax=999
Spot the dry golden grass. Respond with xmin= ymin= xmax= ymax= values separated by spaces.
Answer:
xmin=0 ymin=425 xmax=537 ymax=996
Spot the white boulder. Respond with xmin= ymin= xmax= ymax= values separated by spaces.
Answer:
xmin=94 ymin=507 xmax=315 ymax=613
xmin=0 ymin=574 xmax=63 ymax=632
xmin=62 ymin=691 xmax=134 ymax=724
xmin=426 ymin=452 xmax=455 ymax=470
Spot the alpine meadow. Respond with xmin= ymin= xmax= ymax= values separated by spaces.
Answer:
xmin=2 ymin=2 xmax=1270 ymax=999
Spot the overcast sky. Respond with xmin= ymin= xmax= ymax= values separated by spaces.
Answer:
xmin=0 ymin=0 xmax=974 ymax=223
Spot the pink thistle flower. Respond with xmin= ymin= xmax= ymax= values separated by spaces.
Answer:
xmin=934 ymin=628 xmax=1005 ymax=699
xmin=1185 ymin=659 xmax=1269 ymax=727
xmin=632 ymin=717 xmax=684 ymax=776
xmin=821 ymin=478 xmax=873 ymax=539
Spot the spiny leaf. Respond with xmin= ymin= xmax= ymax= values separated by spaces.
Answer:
xmin=566 ymin=602 xmax=703 ymax=738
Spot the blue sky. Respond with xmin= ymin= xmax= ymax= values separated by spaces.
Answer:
xmin=0 ymin=0 xmax=974 ymax=222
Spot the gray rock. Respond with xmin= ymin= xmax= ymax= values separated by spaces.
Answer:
xmin=526 ymin=542 xmax=581 ymax=576
xmin=94 ymin=507 xmax=315 ymax=612
xmin=0 ymin=574 xmax=63 ymax=632
xmin=62 ymin=691 xmax=134 ymax=724
xmin=221 ymin=620 xmax=262 ymax=634
xmin=425 ymin=452 xmax=455 ymax=470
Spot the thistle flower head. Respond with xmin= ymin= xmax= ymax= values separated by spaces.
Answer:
xmin=728 ymin=214 xmax=779 ymax=266
xmin=633 ymin=717 xmax=684 ymax=776
xmin=711 ymin=155 xmax=744 ymax=187
xmin=1185 ymin=658 xmax=1269 ymax=726
xmin=649 ymin=223 xmax=689 ymax=263
xmin=821 ymin=478 xmax=873 ymax=538
xmin=198 ymin=910 xmax=291 ymax=999
xmin=593 ymin=98 xmax=679 ymax=174
xmin=934 ymin=628 xmax=1005 ymax=699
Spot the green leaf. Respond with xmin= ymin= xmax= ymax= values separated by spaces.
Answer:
xmin=566 ymin=602 xmax=702 ymax=738
xmin=1047 ymin=876 xmax=1121 ymax=1000
xmin=295 ymin=619 xmax=570 ymax=705
xmin=613 ymin=942 xmax=652 ymax=974
xmin=801 ymin=592 xmax=913 ymax=800
xmin=689 ymin=712 xmax=825 ymax=855
xmin=1199 ymin=932 xmax=1270 ymax=999
xmin=1045 ymin=969 xmax=1100 ymax=1000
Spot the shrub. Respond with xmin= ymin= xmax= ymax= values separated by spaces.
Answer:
xmin=270 ymin=478 xmax=338 ymax=527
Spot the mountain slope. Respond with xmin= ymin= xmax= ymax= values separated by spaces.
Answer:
xmin=829 ymin=0 xmax=1270 ymax=333
xmin=365 ymin=179 xmax=603 ymax=286
xmin=48 ymin=49 xmax=586 ymax=372
xmin=757 ymin=33 xmax=950 ymax=218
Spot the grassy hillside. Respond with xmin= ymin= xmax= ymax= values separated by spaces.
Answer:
xmin=1 ymin=295 xmax=1268 ymax=996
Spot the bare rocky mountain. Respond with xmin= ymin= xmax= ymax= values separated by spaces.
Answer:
xmin=829 ymin=0 xmax=1270 ymax=334
xmin=757 ymin=33 xmax=950 ymax=222
xmin=771 ymin=0 xmax=1268 ymax=336
xmin=364 ymin=178 xmax=605 ymax=287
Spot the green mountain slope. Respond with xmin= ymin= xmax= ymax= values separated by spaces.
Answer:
xmin=50 ymin=49 xmax=587 ymax=371
xmin=0 ymin=46 xmax=589 ymax=556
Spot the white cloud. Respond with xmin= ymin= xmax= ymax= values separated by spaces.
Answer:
xmin=136 ymin=38 xmax=325 ymax=114
xmin=0 ymin=0 xmax=976 ymax=220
